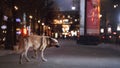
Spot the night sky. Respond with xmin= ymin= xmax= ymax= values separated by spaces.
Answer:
xmin=55 ymin=0 xmax=73 ymax=11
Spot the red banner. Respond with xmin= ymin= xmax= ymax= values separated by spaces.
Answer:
xmin=86 ymin=0 xmax=100 ymax=35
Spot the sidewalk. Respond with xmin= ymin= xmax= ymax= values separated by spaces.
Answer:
xmin=0 ymin=44 xmax=15 ymax=56
xmin=0 ymin=49 xmax=14 ymax=56
xmin=98 ymin=43 xmax=120 ymax=52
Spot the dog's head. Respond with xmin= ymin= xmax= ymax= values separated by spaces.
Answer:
xmin=48 ymin=38 xmax=60 ymax=48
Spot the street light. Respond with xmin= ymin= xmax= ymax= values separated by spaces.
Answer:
xmin=14 ymin=6 xmax=18 ymax=10
xmin=29 ymin=15 xmax=33 ymax=19
xmin=99 ymin=14 xmax=102 ymax=18
xmin=29 ymin=15 xmax=33 ymax=33
xmin=38 ymin=20 xmax=40 ymax=23
xmin=71 ymin=6 xmax=76 ymax=10
xmin=42 ymin=23 xmax=45 ymax=35
xmin=114 ymin=4 xmax=118 ymax=8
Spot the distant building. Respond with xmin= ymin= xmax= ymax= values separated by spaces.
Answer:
xmin=51 ymin=11 xmax=80 ymax=38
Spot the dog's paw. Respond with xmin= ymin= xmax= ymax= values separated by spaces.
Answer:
xmin=26 ymin=59 xmax=30 ymax=62
xmin=19 ymin=61 xmax=23 ymax=64
xmin=42 ymin=59 xmax=47 ymax=62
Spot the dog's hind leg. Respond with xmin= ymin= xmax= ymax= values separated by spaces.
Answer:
xmin=34 ymin=49 xmax=38 ymax=59
xmin=31 ymin=49 xmax=38 ymax=59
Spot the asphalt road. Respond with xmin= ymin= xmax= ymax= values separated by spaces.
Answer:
xmin=0 ymin=39 xmax=120 ymax=68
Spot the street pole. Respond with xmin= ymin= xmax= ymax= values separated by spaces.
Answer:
xmin=5 ymin=0 xmax=16 ymax=49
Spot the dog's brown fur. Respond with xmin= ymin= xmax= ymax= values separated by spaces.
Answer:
xmin=17 ymin=34 xmax=59 ymax=64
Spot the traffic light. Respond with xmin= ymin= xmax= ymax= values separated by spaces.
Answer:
xmin=21 ymin=27 xmax=27 ymax=36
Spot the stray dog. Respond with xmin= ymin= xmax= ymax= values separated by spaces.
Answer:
xmin=17 ymin=34 xmax=60 ymax=64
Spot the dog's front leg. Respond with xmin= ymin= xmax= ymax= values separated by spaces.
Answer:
xmin=41 ymin=47 xmax=47 ymax=62
xmin=19 ymin=52 xmax=24 ymax=64
xmin=24 ymin=48 xmax=30 ymax=62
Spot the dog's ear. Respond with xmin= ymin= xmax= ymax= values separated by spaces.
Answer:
xmin=49 ymin=37 xmax=54 ymax=41
xmin=49 ymin=38 xmax=55 ymax=43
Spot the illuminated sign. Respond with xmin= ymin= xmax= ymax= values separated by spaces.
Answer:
xmin=3 ymin=15 xmax=8 ymax=21
xmin=16 ymin=18 xmax=21 ymax=22
xmin=1 ymin=25 xmax=7 ymax=29
xmin=86 ymin=0 xmax=100 ymax=35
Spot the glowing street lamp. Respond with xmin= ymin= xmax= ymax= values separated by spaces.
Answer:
xmin=100 ymin=28 xmax=104 ymax=33
xmin=99 ymin=14 xmax=102 ymax=18
xmin=29 ymin=15 xmax=33 ymax=19
xmin=38 ymin=20 xmax=40 ymax=23
xmin=14 ymin=6 xmax=18 ymax=10
xmin=117 ymin=25 xmax=120 ymax=31
xmin=71 ymin=6 xmax=76 ymax=10
xmin=108 ymin=27 xmax=112 ymax=33
xmin=114 ymin=4 xmax=118 ymax=8
xmin=42 ymin=23 xmax=45 ymax=26
xmin=42 ymin=23 xmax=45 ymax=35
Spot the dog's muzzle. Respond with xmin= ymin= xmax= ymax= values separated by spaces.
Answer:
xmin=55 ymin=45 xmax=60 ymax=48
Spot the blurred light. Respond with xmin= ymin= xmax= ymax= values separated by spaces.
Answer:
xmin=109 ymin=36 xmax=112 ymax=39
xmin=2 ymin=30 xmax=7 ymax=33
xmin=113 ymin=32 xmax=117 ymax=35
xmin=59 ymin=20 xmax=63 ymax=24
xmin=38 ymin=20 xmax=40 ymax=23
xmin=1 ymin=25 xmax=7 ymax=29
xmin=63 ymin=15 xmax=65 ymax=18
xmin=14 ymin=6 xmax=18 ymax=10
xmin=3 ymin=37 xmax=6 ymax=41
xmin=16 ymin=18 xmax=21 ymax=22
xmin=119 ymin=36 xmax=120 ymax=38
xmin=23 ymin=28 xmax=27 ymax=35
xmin=99 ymin=14 xmax=102 ymax=18
xmin=55 ymin=33 xmax=58 ymax=38
xmin=16 ymin=28 xmax=21 ymax=31
xmin=21 ymin=28 xmax=27 ymax=36
xmin=29 ymin=15 xmax=33 ymax=19
xmin=108 ymin=27 xmax=112 ymax=33
xmin=71 ymin=6 xmax=76 ymax=10
xmin=117 ymin=25 xmax=120 ymax=31
xmin=48 ymin=27 xmax=50 ymax=29
xmin=75 ymin=19 xmax=77 ymax=22
xmin=27 ymin=26 xmax=31 ymax=36
xmin=42 ymin=23 xmax=44 ymax=26
xmin=70 ymin=22 xmax=73 ymax=24
xmin=114 ymin=4 xmax=118 ymax=8
xmin=71 ymin=31 xmax=77 ymax=36
xmin=16 ymin=31 xmax=21 ymax=35
xmin=3 ymin=15 xmax=8 ymax=21
xmin=63 ymin=19 xmax=69 ymax=22
xmin=54 ymin=19 xmax=63 ymax=24
xmin=62 ymin=25 xmax=70 ymax=32
xmin=100 ymin=28 xmax=104 ymax=33
xmin=68 ymin=15 xmax=70 ymax=18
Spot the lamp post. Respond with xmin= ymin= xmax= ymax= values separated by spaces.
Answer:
xmin=72 ymin=0 xmax=76 ymax=10
xmin=5 ymin=0 xmax=17 ymax=49
xmin=37 ymin=20 xmax=41 ymax=35
xmin=29 ymin=15 xmax=33 ymax=33
xmin=42 ymin=22 xmax=44 ymax=34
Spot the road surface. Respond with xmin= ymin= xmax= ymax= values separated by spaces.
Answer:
xmin=0 ymin=39 xmax=120 ymax=68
